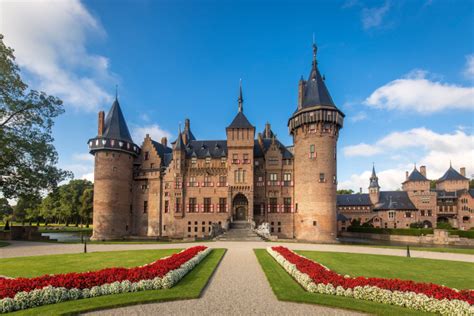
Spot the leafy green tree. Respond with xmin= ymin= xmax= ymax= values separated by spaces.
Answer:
xmin=337 ymin=189 xmax=354 ymax=194
xmin=470 ymin=179 xmax=474 ymax=189
xmin=80 ymin=188 xmax=93 ymax=227
xmin=14 ymin=194 xmax=41 ymax=225
xmin=0 ymin=197 xmax=13 ymax=228
xmin=0 ymin=34 xmax=72 ymax=199
xmin=40 ymin=191 xmax=61 ymax=225
xmin=59 ymin=179 xmax=93 ymax=226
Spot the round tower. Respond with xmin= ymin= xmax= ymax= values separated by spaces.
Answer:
xmin=288 ymin=43 xmax=344 ymax=242
xmin=88 ymin=97 xmax=140 ymax=240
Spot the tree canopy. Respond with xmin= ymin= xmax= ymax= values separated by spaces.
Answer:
xmin=0 ymin=34 xmax=71 ymax=199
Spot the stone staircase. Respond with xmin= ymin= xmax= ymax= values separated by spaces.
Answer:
xmin=214 ymin=221 xmax=263 ymax=241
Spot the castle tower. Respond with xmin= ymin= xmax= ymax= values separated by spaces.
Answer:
xmin=226 ymin=80 xmax=255 ymax=222
xmin=369 ymin=164 xmax=380 ymax=204
xmin=88 ymin=96 xmax=139 ymax=240
xmin=288 ymin=43 xmax=345 ymax=242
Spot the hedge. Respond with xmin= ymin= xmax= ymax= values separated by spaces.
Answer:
xmin=347 ymin=227 xmax=474 ymax=239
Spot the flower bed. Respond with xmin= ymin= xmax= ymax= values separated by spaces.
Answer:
xmin=267 ymin=246 xmax=474 ymax=315
xmin=0 ymin=246 xmax=210 ymax=313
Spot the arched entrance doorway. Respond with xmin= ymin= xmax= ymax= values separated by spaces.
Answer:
xmin=233 ymin=193 xmax=248 ymax=221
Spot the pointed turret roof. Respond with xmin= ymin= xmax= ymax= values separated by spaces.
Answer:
xmin=301 ymin=43 xmax=337 ymax=109
xmin=174 ymin=126 xmax=185 ymax=151
xmin=227 ymin=80 xmax=254 ymax=129
xmin=406 ymin=166 xmax=428 ymax=182
xmin=102 ymin=97 xmax=134 ymax=143
xmin=438 ymin=166 xmax=468 ymax=182
xmin=369 ymin=164 xmax=380 ymax=189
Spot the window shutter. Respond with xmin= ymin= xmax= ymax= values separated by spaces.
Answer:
xmin=217 ymin=204 xmax=220 ymax=212
xmin=201 ymin=182 xmax=205 ymax=187
xmin=211 ymin=182 xmax=214 ymax=187
xmin=211 ymin=204 xmax=214 ymax=212
xmin=186 ymin=204 xmax=189 ymax=212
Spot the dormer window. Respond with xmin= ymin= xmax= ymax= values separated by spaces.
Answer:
xmin=221 ymin=157 xmax=226 ymax=166
xmin=205 ymin=157 xmax=211 ymax=165
xmin=191 ymin=157 xmax=197 ymax=166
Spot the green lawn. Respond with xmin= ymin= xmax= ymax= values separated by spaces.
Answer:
xmin=296 ymin=250 xmax=474 ymax=289
xmin=349 ymin=244 xmax=474 ymax=255
xmin=255 ymin=249 xmax=430 ymax=316
xmin=4 ymin=248 xmax=225 ymax=315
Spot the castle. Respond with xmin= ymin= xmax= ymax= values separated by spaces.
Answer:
xmin=337 ymin=164 xmax=473 ymax=231
xmin=88 ymin=44 xmax=345 ymax=241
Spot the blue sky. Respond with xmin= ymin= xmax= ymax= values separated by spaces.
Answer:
xmin=2 ymin=0 xmax=473 ymax=191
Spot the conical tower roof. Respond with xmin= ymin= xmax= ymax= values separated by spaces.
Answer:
xmin=102 ymin=98 xmax=134 ymax=143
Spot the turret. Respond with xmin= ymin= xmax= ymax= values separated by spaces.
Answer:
xmin=226 ymin=80 xmax=255 ymax=222
xmin=369 ymin=164 xmax=380 ymax=204
xmin=88 ymin=95 xmax=139 ymax=240
xmin=288 ymin=42 xmax=345 ymax=242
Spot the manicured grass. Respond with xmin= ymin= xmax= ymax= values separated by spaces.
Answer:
xmin=296 ymin=250 xmax=474 ymax=289
xmin=349 ymin=244 xmax=474 ymax=255
xmin=6 ymin=248 xmax=226 ymax=315
xmin=255 ymin=249 xmax=429 ymax=316
xmin=0 ymin=241 xmax=10 ymax=247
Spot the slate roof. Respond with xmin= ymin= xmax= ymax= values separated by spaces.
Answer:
xmin=253 ymin=139 xmax=293 ymax=159
xmin=437 ymin=166 xmax=468 ymax=182
xmin=185 ymin=140 xmax=228 ymax=158
xmin=151 ymin=140 xmax=172 ymax=165
xmin=102 ymin=98 xmax=134 ymax=143
xmin=469 ymin=189 xmax=474 ymax=198
xmin=227 ymin=111 xmax=254 ymax=129
xmin=302 ymin=61 xmax=336 ymax=109
xmin=337 ymin=194 xmax=372 ymax=206
xmin=406 ymin=168 xmax=428 ymax=182
xmin=174 ymin=130 xmax=185 ymax=150
xmin=374 ymin=191 xmax=416 ymax=211
xmin=337 ymin=213 xmax=349 ymax=221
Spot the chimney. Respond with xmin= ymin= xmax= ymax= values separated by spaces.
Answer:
xmin=420 ymin=165 xmax=426 ymax=177
xmin=297 ymin=78 xmax=305 ymax=110
xmin=98 ymin=111 xmax=105 ymax=136
xmin=185 ymin=118 xmax=190 ymax=132
xmin=182 ymin=132 xmax=188 ymax=146
xmin=161 ymin=137 xmax=167 ymax=147
xmin=359 ymin=187 xmax=362 ymax=194
xmin=405 ymin=171 xmax=409 ymax=180
xmin=460 ymin=167 xmax=466 ymax=177
xmin=265 ymin=122 xmax=271 ymax=138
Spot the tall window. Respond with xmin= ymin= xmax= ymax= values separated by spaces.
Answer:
xmin=243 ymin=153 xmax=249 ymax=164
xmin=221 ymin=157 xmax=226 ymax=167
xmin=319 ymin=173 xmax=325 ymax=182
xmin=388 ymin=211 xmax=395 ymax=219
xmin=205 ymin=157 xmax=211 ymax=166
xmin=269 ymin=198 xmax=278 ymax=213
xmin=284 ymin=198 xmax=292 ymax=213
xmin=204 ymin=176 xmax=212 ymax=187
xmin=175 ymin=177 xmax=182 ymax=189
xmin=191 ymin=157 xmax=197 ymax=167
xmin=219 ymin=175 xmax=226 ymax=186
xmin=144 ymin=151 xmax=150 ymax=160
xmin=232 ymin=154 xmax=239 ymax=164
xmin=143 ymin=200 xmax=148 ymax=213
xmin=235 ymin=169 xmax=245 ymax=183
xmin=309 ymin=144 xmax=316 ymax=159
xmin=219 ymin=198 xmax=227 ymax=212
xmin=283 ymin=173 xmax=291 ymax=186
xmin=189 ymin=176 xmax=197 ymax=187
xmin=164 ymin=200 xmax=169 ymax=213
xmin=204 ymin=198 xmax=211 ymax=212
xmin=175 ymin=197 xmax=181 ymax=213
xmin=269 ymin=173 xmax=278 ymax=186
xmin=189 ymin=198 xmax=197 ymax=213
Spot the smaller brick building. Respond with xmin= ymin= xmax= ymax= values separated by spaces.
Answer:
xmin=337 ymin=165 xmax=473 ymax=231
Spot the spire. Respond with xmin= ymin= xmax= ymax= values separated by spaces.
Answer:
xmin=312 ymin=34 xmax=318 ymax=67
xmin=174 ymin=124 xmax=185 ymax=151
xmin=369 ymin=164 xmax=380 ymax=189
xmin=115 ymin=84 xmax=118 ymax=100
xmin=238 ymin=79 xmax=243 ymax=113
xmin=102 ymin=96 xmax=133 ymax=143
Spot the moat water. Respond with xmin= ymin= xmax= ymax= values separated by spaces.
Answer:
xmin=41 ymin=232 xmax=92 ymax=242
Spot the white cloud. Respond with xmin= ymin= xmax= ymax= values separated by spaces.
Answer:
xmin=365 ymin=70 xmax=474 ymax=113
xmin=0 ymin=0 xmax=114 ymax=111
xmin=362 ymin=1 xmax=391 ymax=29
xmin=72 ymin=153 xmax=94 ymax=162
xmin=132 ymin=124 xmax=173 ymax=144
xmin=464 ymin=54 xmax=474 ymax=79
xmin=340 ymin=127 xmax=474 ymax=190
xmin=350 ymin=111 xmax=368 ymax=122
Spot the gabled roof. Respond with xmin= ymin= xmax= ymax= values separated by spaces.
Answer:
xmin=374 ymin=191 xmax=416 ymax=211
xmin=406 ymin=168 xmax=428 ymax=182
xmin=337 ymin=194 xmax=372 ymax=206
xmin=150 ymin=140 xmax=172 ymax=167
xmin=185 ymin=140 xmax=227 ymax=158
xmin=102 ymin=98 xmax=133 ymax=143
xmin=174 ymin=130 xmax=185 ymax=151
xmin=438 ymin=166 xmax=468 ymax=182
xmin=253 ymin=138 xmax=293 ymax=159
xmin=227 ymin=111 xmax=254 ymax=129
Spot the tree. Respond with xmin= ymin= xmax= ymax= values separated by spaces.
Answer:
xmin=40 ymin=191 xmax=61 ymax=225
xmin=0 ymin=34 xmax=72 ymax=199
xmin=80 ymin=188 xmax=93 ymax=227
xmin=59 ymin=179 xmax=93 ymax=226
xmin=337 ymin=189 xmax=354 ymax=195
xmin=13 ymin=194 xmax=41 ymax=225
xmin=0 ymin=197 xmax=13 ymax=228
xmin=470 ymin=179 xmax=474 ymax=189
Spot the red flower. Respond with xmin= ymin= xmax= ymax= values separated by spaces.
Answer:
xmin=0 ymin=246 xmax=207 ymax=299
xmin=271 ymin=246 xmax=474 ymax=305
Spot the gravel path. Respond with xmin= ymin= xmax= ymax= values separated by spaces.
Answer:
xmin=86 ymin=243 xmax=362 ymax=316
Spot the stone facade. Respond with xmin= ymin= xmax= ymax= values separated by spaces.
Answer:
xmin=88 ymin=45 xmax=345 ymax=241
xmin=337 ymin=165 xmax=474 ymax=232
